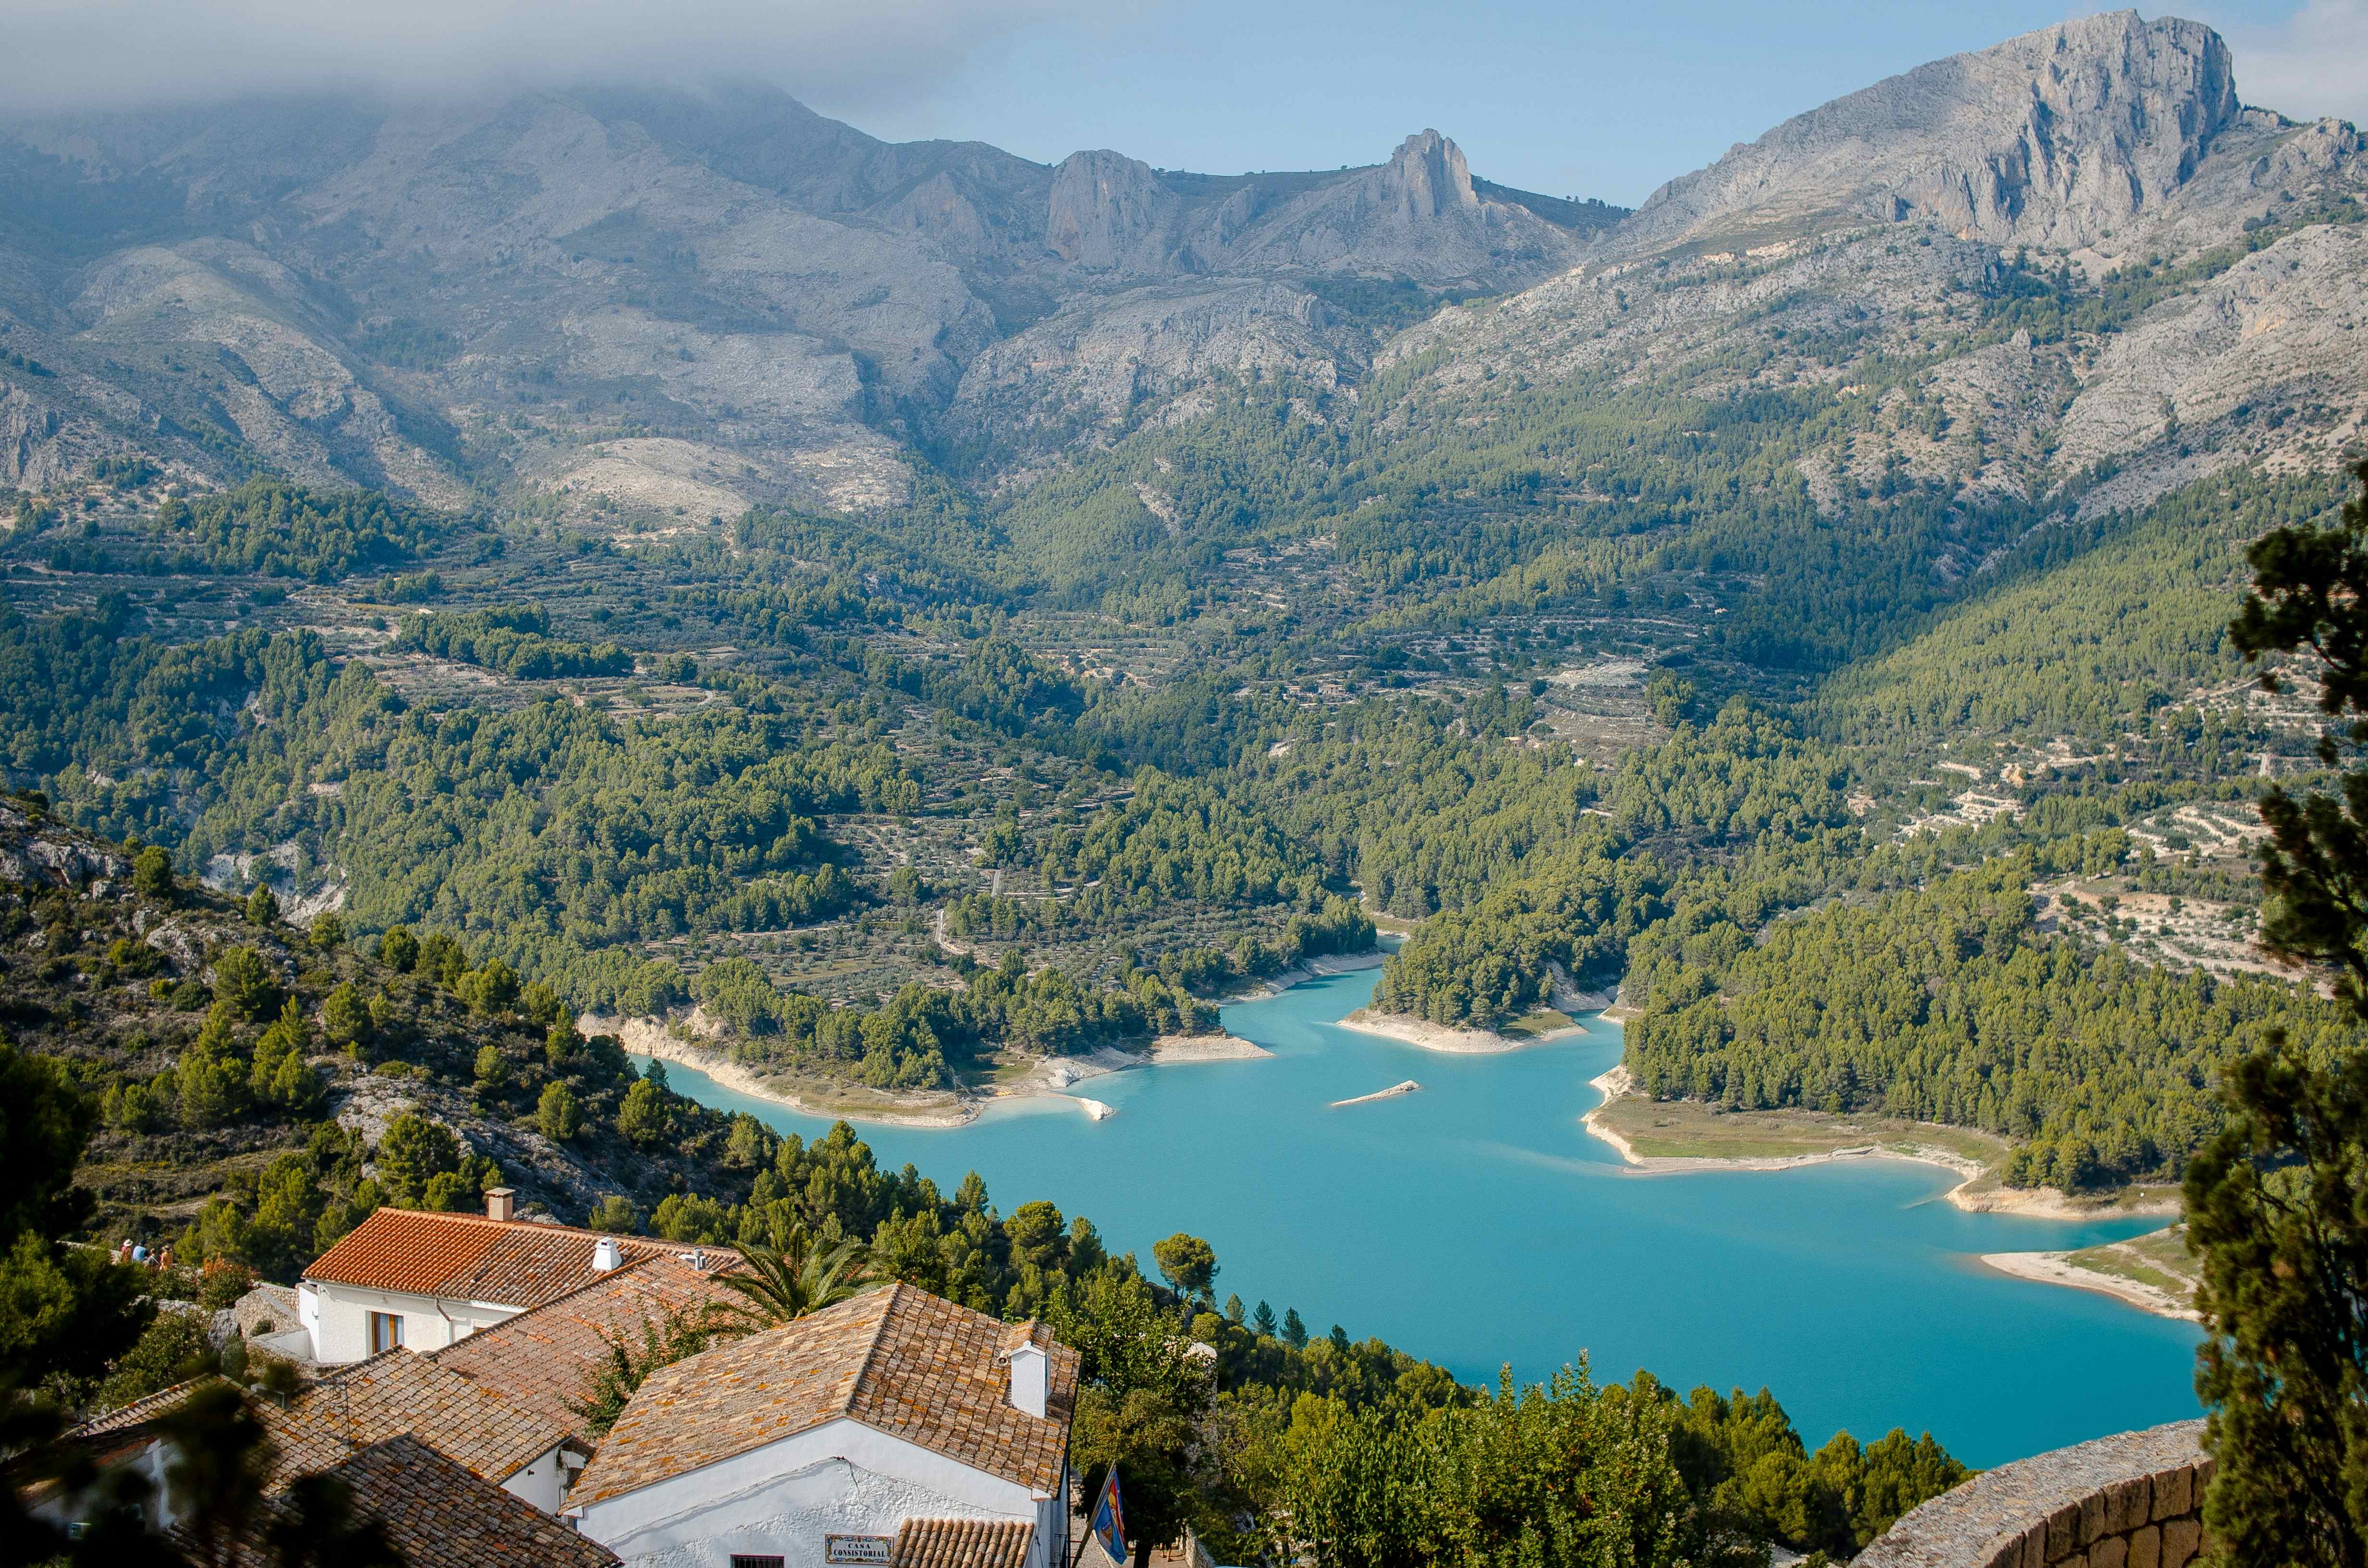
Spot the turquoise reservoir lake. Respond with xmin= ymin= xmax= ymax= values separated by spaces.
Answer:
xmin=648 ymin=967 xmax=2202 ymax=1468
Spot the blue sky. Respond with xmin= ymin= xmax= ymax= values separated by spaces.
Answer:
xmin=839 ymin=1 xmax=2358 ymax=205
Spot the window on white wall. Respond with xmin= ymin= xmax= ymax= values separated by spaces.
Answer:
xmin=729 ymin=1557 xmax=786 ymax=1568
xmin=368 ymin=1311 xmax=405 ymax=1354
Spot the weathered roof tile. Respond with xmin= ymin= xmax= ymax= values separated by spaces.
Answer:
xmin=892 ymin=1517 xmax=1036 ymax=1568
xmin=262 ymin=1348 xmax=566 ymax=1486
xmin=571 ymin=1283 xmax=1078 ymax=1507
xmin=320 ymin=1435 xmax=621 ymax=1567
xmin=433 ymin=1253 xmax=740 ymax=1440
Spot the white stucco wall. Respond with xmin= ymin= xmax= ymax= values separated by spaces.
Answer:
xmin=1028 ymin=1487 xmax=1065 ymax=1568
xmin=575 ymin=1418 xmax=1045 ymax=1568
xmin=307 ymin=1281 xmax=519 ymax=1363
xmin=504 ymin=1443 xmax=571 ymax=1514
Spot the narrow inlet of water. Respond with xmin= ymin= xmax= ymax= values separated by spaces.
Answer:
xmin=644 ymin=968 xmax=2201 ymax=1467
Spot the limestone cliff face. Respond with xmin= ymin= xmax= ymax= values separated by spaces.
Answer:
xmin=1381 ymin=129 xmax=1482 ymax=220
xmin=1368 ymin=9 xmax=2367 ymax=533
xmin=1047 ymin=150 xmax=1182 ymax=272
xmin=1614 ymin=11 xmax=2243 ymax=254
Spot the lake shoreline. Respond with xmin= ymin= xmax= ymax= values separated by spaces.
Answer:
xmin=1580 ymin=1067 xmax=2181 ymax=1223
xmin=608 ymin=1016 xmax=1274 ymax=1130
xmin=1235 ymin=950 xmax=1390 ymax=1000
xmin=1979 ymin=1250 xmax=2201 ymax=1323
xmin=639 ymin=962 xmax=2206 ymax=1463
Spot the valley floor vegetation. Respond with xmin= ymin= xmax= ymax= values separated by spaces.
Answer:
xmin=0 ymin=800 xmax=1965 ymax=1564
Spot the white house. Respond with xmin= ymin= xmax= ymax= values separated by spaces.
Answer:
xmin=299 ymin=1189 xmax=727 ymax=1363
xmin=566 ymin=1282 xmax=1079 ymax=1568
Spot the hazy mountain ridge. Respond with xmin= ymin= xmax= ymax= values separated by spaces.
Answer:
xmin=0 ymin=90 xmax=1605 ymax=513
xmin=0 ymin=9 xmax=2361 ymax=539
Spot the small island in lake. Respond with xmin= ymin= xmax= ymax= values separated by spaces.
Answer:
xmin=1331 ymin=1080 xmax=1422 ymax=1108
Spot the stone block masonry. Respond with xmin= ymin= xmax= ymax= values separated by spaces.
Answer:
xmin=1856 ymin=1421 xmax=2208 ymax=1568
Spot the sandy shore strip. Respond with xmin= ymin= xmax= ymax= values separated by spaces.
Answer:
xmin=1578 ymin=1066 xmax=2180 ymax=1221
xmin=599 ymin=1013 xmax=1272 ymax=1129
xmin=1583 ymin=1064 xmax=1984 ymax=1189
xmin=1149 ymin=1033 xmax=1274 ymax=1064
xmin=1337 ymin=1008 xmax=1526 ymax=1054
xmin=1980 ymin=1250 xmax=2200 ymax=1323
xmin=601 ymin=1022 xmax=979 ymax=1128
xmin=1546 ymin=962 xmax=1615 ymax=1015
xmin=1331 ymin=1079 xmax=1421 ymax=1108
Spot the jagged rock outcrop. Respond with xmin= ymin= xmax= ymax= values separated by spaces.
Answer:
xmin=1044 ymin=131 xmax=1595 ymax=282
xmin=1224 ymin=130 xmax=1583 ymax=278
xmin=1612 ymin=11 xmax=2244 ymax=256
xmin=1047 ymin=150 xmax=1183 ymax=272
xmin=1384 ymin=129 xmax=1481 ymax=220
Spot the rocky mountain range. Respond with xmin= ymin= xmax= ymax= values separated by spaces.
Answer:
xmin=0 ymin=89 xmax=1612 ymax=516
xmin=0 ymin=8 xmax=2361 ymax=530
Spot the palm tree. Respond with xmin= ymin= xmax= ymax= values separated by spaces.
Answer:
xmin=715 ymin=1223 xmax=876 ymax=1330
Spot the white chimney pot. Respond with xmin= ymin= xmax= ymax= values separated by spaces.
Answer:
xmin=592 ymin=1237 xmax=621 ymax=1272
xmin=1007 ymin=1342 xmax=1048 ymax=1418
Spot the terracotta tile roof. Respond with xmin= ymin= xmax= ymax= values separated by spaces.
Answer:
xmin=571 ymin=1283 xmax=1078 ymax=1509
xmin=68 ymin=1376 xmax=227 ymax=1439
xmin=304 ymin=1208 xmax=730 ymax=1309
xmin=433 ymin=1254 xmax=741 ymax=1440
xmin=262 ymin=1348 xmax=566 ymax=1486
xmin=317 ymin=1435 xmax=621 ymax=1568
xmin=892 ymin=1518 xmax=1037 ymax=1568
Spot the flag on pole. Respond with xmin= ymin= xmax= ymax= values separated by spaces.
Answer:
xmin=1089 ymin=1465 xmax=1129 ymax=1568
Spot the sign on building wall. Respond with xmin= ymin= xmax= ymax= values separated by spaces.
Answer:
xmin=825 ymin=1536 xmax=894 ymax=1564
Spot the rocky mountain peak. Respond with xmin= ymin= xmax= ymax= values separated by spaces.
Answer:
xmin=1381 ymin=129 xmax=1481 ymax=220
xmin=1613 ymin=10 xmax=2243 ymax=256
xmin=1047 ymin=148 xmax=1177 ymax=270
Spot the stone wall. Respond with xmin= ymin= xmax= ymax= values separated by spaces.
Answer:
xmin=1856 ymin=1420 xmax=2209 ymax=1568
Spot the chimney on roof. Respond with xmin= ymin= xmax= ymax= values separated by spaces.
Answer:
xmin=484 ymin=1187 xmax=516 ymax=1223
xmin=592 ymin=1236 xmax=621 ymax=1273
xmin=1006 ymin=1339 xmax=1049 ymax=1419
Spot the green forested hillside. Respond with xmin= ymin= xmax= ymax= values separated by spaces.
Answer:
xmin=150 ymin=479 xmax=474 ymax=581
xmin=1622 ymin=859 xmax=2353 ymax=1188
xmin=990 ymin=361 xmax=2058 ymax=672
xmin=1365 ymin=701 xmax=1854 ymax=1027
xmin=1815 ymin=469 xmax=2350 ymax=754
xmin=4 ymin=404 xmax=2349 ymax=1204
